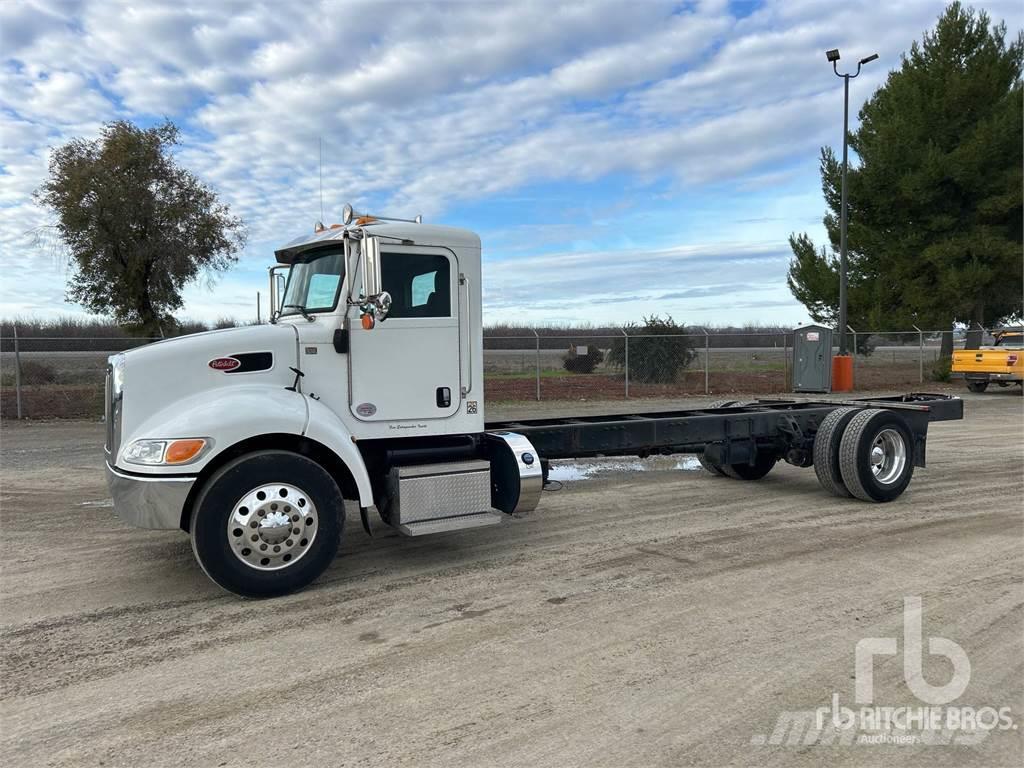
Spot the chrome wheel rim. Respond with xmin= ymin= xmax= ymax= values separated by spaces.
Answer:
xmin=869 ymin=429 xmax=906 ymax=485
xmin=227 ymin=483 xmax=318 ymax=571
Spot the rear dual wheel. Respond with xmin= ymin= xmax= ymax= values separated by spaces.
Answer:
xmin=966 ymin=381 xmax=989 ymax=393
xmin=697 ymin=400 xmax=735 ymax=476
xmin=698 ymin=400 xmax=778 ymax=480
xmin=814 ymin=408 xmax=915 ymax=502
xmin=720 ymin=452 xmax=779 ymax=480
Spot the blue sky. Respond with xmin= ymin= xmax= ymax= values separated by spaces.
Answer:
xmin=1 ymin=0 xmax=1020 ymax=327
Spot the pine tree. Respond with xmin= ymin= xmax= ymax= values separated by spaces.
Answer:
xmin=788 ymin=3 xmax=1022 ymax=354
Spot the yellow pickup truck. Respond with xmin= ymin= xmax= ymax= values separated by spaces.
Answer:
xmin=951 ymin=331 xmax=1023 ymax=393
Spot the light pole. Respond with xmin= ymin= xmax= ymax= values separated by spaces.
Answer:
xmin=826 ymin=48 xmax=877 ymax=356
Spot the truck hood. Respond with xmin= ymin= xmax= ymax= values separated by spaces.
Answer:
xmin=115 ymin=324 xmax=300 ymax=456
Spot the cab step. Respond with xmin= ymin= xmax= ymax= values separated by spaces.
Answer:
xmin=398 ymin=511 xmax=504 ymax=537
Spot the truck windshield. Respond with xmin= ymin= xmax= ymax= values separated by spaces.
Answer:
xmin=995 ymin=335 xmax=1023 ymax=347
xmin=280 ymin=248 xmax=345 ymax=316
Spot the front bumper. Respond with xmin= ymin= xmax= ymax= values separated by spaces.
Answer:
xmin=105 ymin=462 xmax=195 ymax=530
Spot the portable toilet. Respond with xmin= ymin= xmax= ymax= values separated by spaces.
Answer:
xmin=793 ymin=324 xmax=833 ymax=392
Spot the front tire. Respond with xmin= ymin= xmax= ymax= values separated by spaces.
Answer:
xmin=838 ymin=409 xmax=915 ymax=502
xmin=190 ymin=451 xmax=343 ymax=597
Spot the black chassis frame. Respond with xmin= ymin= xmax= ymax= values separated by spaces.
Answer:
xmin=484 ymin=393 xmax=963 ymax=469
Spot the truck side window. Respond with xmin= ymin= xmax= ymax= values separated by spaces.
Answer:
xmin=381 ymin=253 xmax=451 ymax=318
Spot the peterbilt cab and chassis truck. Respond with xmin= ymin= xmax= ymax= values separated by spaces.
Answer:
xmin=104 ymin=207 xmax=963 ymax=597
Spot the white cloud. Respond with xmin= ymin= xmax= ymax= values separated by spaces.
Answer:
xmin=1 ymin=0 xmax=1021 ymax=324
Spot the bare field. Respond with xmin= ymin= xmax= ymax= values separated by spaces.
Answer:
xmin=2 ymin=345 xmax=953 ymax=419
xmin=1 ymin=391 xmax=1022 ymax=767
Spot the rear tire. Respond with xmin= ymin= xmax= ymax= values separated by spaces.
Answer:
xmin=190 ymin=451 xmax=343 ymax=598
xmin=720 ymin=451 xmax=779 ymax=480
xmin=966 ymin=381 xmax=988 ymax=393
xmin=697 ymin=400 xmax=736 ymax=475
xmin=838 ymin=409 xmax=915 ymax=502
xmin=812 ymin=407 xmax=861 ymax=497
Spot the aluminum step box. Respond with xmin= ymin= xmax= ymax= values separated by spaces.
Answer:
xmin=385 ymin=460 xmax=496 ymax=535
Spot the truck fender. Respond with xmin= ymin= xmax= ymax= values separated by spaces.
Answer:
xmin=302 ymin=397 xmax=375 ymax=509
xmin=120 ymin=385 xmax=309 ymax=475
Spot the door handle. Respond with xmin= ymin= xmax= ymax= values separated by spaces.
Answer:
xmin=436 ymin=387 xmax=451 ymax=408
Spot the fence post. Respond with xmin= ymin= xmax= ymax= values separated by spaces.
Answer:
xmin=703 ymin=329 xmax=710 ymax=395
xmin=912 ymin=324 xmax=923 ymax=383
xmin=783 ymin=332 xmax=789 ymax=391
xmin=533 ymin=329 xmax=540 ymax=402
xmin=13 ymin=325 xmax=22 ymax=420
xmin=622 ymin=328 xmax=629 ymax=398
xmin=847 ymin=325 xmax=856 ymax=388
xmin=256 ymin=291 xmax=261 ymax=324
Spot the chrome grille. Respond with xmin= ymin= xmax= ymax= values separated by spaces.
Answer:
xmin=104 ymin=364 xmax=122 ymax=459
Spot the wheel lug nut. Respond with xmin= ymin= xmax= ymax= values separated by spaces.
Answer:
xmin=260 ymin=544 xmax=267 ymax=551
xmin=286 ymin=539 xmax=293 ymax=547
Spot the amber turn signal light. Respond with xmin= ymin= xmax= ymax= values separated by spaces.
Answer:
xmin=165 ymin=439 xmax=207 ymax=464
xmin=361 ymin=313 xmax=375 ymax=330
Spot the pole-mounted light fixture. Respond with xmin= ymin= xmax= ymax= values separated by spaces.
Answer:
xmin=826 ymin=48 xmax=878 ymax=358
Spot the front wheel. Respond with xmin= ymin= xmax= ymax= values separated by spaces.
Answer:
xmin=190 ymin=451 xmax=344 ymax=598
xmin=966 ymin=381 xmax=988 ymax=393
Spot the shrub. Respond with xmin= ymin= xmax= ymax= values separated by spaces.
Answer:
xmin=929 ymin=356 xmax=953 ymax=382
xmin=562 ymin=344 xmax=604 ymax=374
xmin=607 ymin=315 xmax=697 ymax=383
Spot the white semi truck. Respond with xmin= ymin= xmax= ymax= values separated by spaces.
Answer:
xmin=104 ymin=206 xmax=963 ymax=597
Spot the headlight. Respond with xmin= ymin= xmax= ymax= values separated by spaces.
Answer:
xmin=124 ymin=438 xmax=210 ymax=466
xmin=124 ymin=440 xmax=166 ymax=465
xmin=111 ymin=353 xmax=126 ymax=397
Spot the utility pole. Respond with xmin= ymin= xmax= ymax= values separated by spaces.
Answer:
xmin=826 ymin=47 xmax=877 ymax=356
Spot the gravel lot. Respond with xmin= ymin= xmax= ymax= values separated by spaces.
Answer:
xmin=1 ymin=390 xmax=1021 ymax=767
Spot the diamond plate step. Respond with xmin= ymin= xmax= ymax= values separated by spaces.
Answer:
xmin=398 ymin=511 xmax=504 ymax=537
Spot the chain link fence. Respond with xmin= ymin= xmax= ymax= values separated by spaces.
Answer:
xmin=1 ymin=326 xmax=1012 ymax=419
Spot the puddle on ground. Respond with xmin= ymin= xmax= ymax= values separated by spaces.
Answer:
xmin=547 ymin=455 xmax=704 ymax=482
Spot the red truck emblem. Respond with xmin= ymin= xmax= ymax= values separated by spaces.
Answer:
xmin=208 ymin=357 xmax=241 ymax=371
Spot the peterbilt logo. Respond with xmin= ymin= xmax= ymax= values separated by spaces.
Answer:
xmin=208 ymin=357 xmax=241 ymax=371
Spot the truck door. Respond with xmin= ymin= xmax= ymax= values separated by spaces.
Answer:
xmin=348 ymin=245 xmax=462 ymax=421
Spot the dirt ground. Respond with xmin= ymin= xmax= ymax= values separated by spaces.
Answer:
xmin=1 ymin=390 xmax=1021 ymax=767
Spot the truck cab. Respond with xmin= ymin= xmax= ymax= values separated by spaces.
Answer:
xmin=104 ymin=210 xmax=539 ymax=597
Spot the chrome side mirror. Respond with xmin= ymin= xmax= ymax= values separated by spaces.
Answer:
xmin=373 ymin=291 xmax=391 ymax=320
xmin=268 ymin=264 xmax=289 ymax=323
xmin=362 ymin=236 xmax=382 ymax=298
